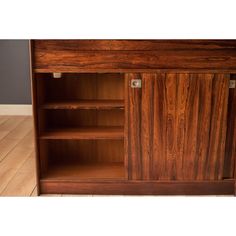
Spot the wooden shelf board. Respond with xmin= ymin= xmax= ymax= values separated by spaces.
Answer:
xmin=41 ymin=100 xmax=124 ymax=110
xmin=42 ymin=163 xmax=125 ymax=180
xmin=40 ymin=127 xmax=124 ymax=140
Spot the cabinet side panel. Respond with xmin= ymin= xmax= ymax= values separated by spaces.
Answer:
xmin=29 ymin=41 xmax=40 ymax=195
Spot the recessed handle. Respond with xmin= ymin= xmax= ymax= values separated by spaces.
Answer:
xmin=131 ymin=79 xmax=142 ymax=88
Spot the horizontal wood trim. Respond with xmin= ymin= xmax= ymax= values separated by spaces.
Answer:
xmin=34 ymin=69 xmax=236 ymax=73
xmin=33 ymin=50 xmax=236 ymax=72
xmin=41 ymin=100 xmax=124 ymax=110
xmin=34 ymin=40 xmax=236 ymax=51
xmin=40 ymin=180 xmax=235 ymax=195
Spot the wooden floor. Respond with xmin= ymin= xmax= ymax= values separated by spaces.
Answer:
xmin=0 ymin=116 xmax=39 ymax=196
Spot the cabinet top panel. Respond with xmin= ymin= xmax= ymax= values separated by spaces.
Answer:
xmin=31 ymin=40 xmax=236 ymax=73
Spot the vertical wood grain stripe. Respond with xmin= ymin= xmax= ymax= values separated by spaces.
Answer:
xmin=128 ymin=73 xmax=142 ymax=179
xmin=141 ymin=74 xmax=155 ymax=180
xmin=152 ymin=73 xmax=167 ymax=180
xmin=195 ymin=74 xmax=213 ymax=180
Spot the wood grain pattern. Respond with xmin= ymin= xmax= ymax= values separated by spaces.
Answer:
xmin=33 ymin=50 xmax=236 ymax=72
xmin=128 ymin=73 xmax=229 ymax=181
xmin=33 ymin=40 xmax=236 ymax=72
xmin=40 ymin=180 xmax=234 ymax=195
xmin=44 ymin=140 xmax=124 ymax=164
xmin=42 ymin=163 xmax=125 ymax=180
xmin=34 ymin=40 xmax=236 ymax=51
xmin=224 ymin=75 xmax=236 ymax=179
xmin=0 ymin=116 xmax=36 ymax=196
xmin=127 ymin=73 xmax=142 ymax=180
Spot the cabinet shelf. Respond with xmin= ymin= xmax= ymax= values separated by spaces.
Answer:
xmin=40 ymin=127 xmax=124 ymax=140
xmin=41 ymin=99 xmax=124 ymax=110
xmin=42 ymin=163 xmax=125 ymax=180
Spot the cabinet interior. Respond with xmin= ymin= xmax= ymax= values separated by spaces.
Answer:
xmin=35 ymin=73 xmax=126 ymax=180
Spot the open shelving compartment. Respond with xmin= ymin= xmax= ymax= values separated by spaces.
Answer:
xmin=35 ymin=73 xmax=126 ymax=181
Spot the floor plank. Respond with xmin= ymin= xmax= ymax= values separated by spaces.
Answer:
xmin=0 ymin=148 xmax=34 ymax=193
xmin=0 ymin=116 xmax=26 ymax=140
xmin=4 ymin=116 xmax=33 ymax=140
xmin=1 ymin=169 xmax=36 ymax=196
xmin=0 ymin=116 xmax=9 ymax=126
xmin=0 ymin=116 xmax=35 ymax=195
xmin=0 ymin=138 xmax=21 ymax=162
xmin=1 ymin=154 xmax=36 ymax=196
xmin=17 ymin=130 xmax=35 ymax=149
xmin=0 ymin=116 xmax=33 ymax=163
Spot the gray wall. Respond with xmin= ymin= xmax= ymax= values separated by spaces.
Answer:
xmin=0 ymin=40 xmax=31 ymax=104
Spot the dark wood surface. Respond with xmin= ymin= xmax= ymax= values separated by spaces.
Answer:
xmin=41 ymin=139 xmax=124 ymax=165
xmin=40 ymin=180 xmax=235 ymax=195
xmin=127 ymin=73 xmax=229 ymax=181
xmin=42 ymin=163 xmax=125 ymax=180
xmin=34 ymin=40 xmax=236 ymax=51
xmin=33 ymin=40 xmax=236 ymax=72
xmin=224 ymin=75 xmax=236 ymax=179
xmin=34 ymin=51 xmax=236 ymax=72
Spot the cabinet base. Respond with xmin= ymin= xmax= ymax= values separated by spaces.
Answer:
xmin=40 ymin=180 xmax=235 ymax=195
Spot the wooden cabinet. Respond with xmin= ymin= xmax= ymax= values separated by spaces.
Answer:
xmin=30 ymin=40 xmax=236 ymax=195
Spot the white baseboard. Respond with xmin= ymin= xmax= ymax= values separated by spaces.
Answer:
xmin=0 ymin=104 xmax=32 ymax=116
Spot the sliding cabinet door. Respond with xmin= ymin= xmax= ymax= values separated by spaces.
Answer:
xmin=127 ymin=73 xmax=229 ymax=181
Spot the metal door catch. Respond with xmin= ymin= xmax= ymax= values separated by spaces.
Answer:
xmin=131 ymin=79 xmax=142 ymax=88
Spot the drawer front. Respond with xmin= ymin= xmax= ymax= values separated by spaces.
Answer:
xmin=32 ymin=40 xmax=236 ymax=72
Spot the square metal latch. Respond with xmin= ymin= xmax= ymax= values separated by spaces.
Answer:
xmin=229 ymin=80 xmax=236 ymax=88
xmin=131 ymin=79 xmax=142 ymax=88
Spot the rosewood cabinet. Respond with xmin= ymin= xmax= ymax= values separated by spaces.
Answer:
xmin=30 ymin=40 xmax=236 ymax=195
